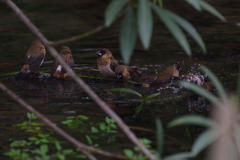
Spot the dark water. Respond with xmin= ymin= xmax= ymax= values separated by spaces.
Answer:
xmin=0 ymin=0 xmax=239 ymax=158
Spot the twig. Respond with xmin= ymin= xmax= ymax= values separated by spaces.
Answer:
xmin=0 ymin=82 xmax=137 ymax=160
xmin=2 ymin=0 xmax=155 ymax=160
xmin=49 ymin=25 xmax=106 ymax=46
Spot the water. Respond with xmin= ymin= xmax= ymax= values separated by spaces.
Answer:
xmin=0 ymin=0 xmax=239 ymax=158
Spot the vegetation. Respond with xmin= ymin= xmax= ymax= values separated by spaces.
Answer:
xmin=2 ymin=0 xmax=237 ymax=160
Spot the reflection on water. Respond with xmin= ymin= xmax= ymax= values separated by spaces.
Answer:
xmin=0 ymin=0 xmax=240 ymax=157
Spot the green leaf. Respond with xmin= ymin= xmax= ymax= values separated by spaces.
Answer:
xmin=105 ymin=0 xmax=128 ymax=26
xmin=135 ymin=103 xmax=143 ymax=113
xmin=124 ymin=149 xmax=134 ymax=158
xmin=163 ymin=152 xmax=193 ymax=160
xmin=62 ymin=149 xmax=74 ymax=155
xmin=198 ymin=0 xmax=226 ymax=21
xmin=168 ymin=115 xmax=218 ymax=128
xmin=150 ymin=3 xmax=191 ymax=56
xmin=77 ymin=115 xmax=89 ymax=120
xmin=99 ymin=123 xmax=106 ymax=131
xmin=57 ymin=153 xmax=65 ymax=160
xmin=138 ymin=0 xmax=153 ymax=49
xmin=145 ymin=93 xmax=160 ymax=101
xmin=10 ymin=140 xmax=28 ymax=147
xmin=185 ymin=0 xmax=202 ymax=11
xmin=192 ymin=129 xmax=219 ymax=156
xmin=201 ymin=66 xmax=227 ymax=101
xmin=27 ymin=113 xmax=37 ymax=120
xmin=110 ymin=123 xmax=117 ymax=129
xmin=40 ymin=144 xmax=48 ymax=154
xmin=156 ymin=119 xmax=164 ymax=158
xmin=91 ymin=127 xmax=99 ymax=133
xmin=110 ymin=88 xmax=142 ymax=97
xmin=179 ymin=81 xmax=220 ymax=105
xmin=62 ymin=119 xmax=73 ymax=124
xmin=105 ymin=117 xmax=111 ymax=124
xmin=27 ymin=112 xmax=31 ymax=119
xmin=166 ymin=10 xmax=206 ymax=53
xmin=66 ymin=116 xmax=75 ymax=119
xmin=120 ymin=7 xmax=137 ymax=64
xmin=85 ymin=135 xmax=92 ymax=145
xmin=55 ymin=141 xmax=62 ymax=151
xmin=158 ymin=0 xmax=163 ymax=7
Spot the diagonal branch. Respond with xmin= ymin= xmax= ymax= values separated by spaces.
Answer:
xmin=0 ymin=82 xmax=136 ymax=160
xmin=49 ymin=25 xmax=106 ymax=46
xmin=2 ymin=0 xmax=155 ymax=160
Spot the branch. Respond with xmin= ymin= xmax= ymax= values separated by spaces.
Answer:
xmin=2 ymin=0 xmax=155 ymax=160
xmin=0 ymin=82 xmax=137 ymax=160
xmin=49 ymin=25 xmax=106 ymax=46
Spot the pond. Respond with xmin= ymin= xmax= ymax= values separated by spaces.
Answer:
xmin=0 ymin=0 xmax=239 ymax=159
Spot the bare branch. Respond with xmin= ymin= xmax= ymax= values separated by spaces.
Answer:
xmin=0 ymin=82 xmax=137 ymax=160
xmin=49 ymin=25 xmax=106 ymax=46
xmin=2 ymin=0 xmax=155 ymax=159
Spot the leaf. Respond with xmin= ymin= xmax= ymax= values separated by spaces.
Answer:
xmin=40 ymin=144 xmax=48 ymax=154
xmin=106 ymin=117 xmax=111 ymax=124
xmin=156 ymin=119 xmax=164 ymax=158
xmin=85 ymin=135 xmax=92 ymax=145
xmin=120 ymin=7 xmax=137 ymax=64
xmin=179 ymin=81 xmax=220 ymax=105
xmin=91 ymin=127 xmax=99 ymax=133
xmin=135 ymin=103 xmax=143 ymax=113
xmin=10 ymin=140 xmax=28 ymax=147
xmin=138 ymin=0 xmax=153 ymax=49
xmin=192 ymin=129 xmax=219 ymax=156
xmin=99 ymin=123 xmax=106 ymax=131
xmin=185 ymin=0 xmax=202 ymax=11
xmin=145 ymin=93 xmax=160 ymax=101
xmin=163 ymin=152 xmax=193 ymax=160
xmin=56 ymin=153 xmax=65 ymax=160
xmin=158 ymin=0 xmax=163 ymax=7
xmin=198 ymin=0 xmax=226 ymax=21
xmin=168 ymin=115 xmax=218 ymax=128
xmin=27 ymin=113 xmax=37 ymax=120
xmin=201 ymin=66 xmax=227 ymax=102
xmin=166 ymin=10 xmax=206 ymax=53
xmin=55 ymin=141 xmax=62 ymax=151
xmin=105 ymin=0 xmax=128 ymax=26
xmin=27 ymin=112 xmax=31 ymax=119
xmin=110 ymin=88 xmax=142 ymax=97
xmin=77 ymin=115 xmax=89 ymax=120
xmin=124 ymin=149 xmax=134 ymax=158
xmin=150 ymin=2 xmax=191 ymax=55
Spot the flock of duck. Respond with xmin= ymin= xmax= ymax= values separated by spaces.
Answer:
xmin=14 ymin=39 xmax=213 ymax=91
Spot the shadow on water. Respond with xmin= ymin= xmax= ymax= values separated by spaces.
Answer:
xmin=0 ymin=0 xmax=240 ymax=158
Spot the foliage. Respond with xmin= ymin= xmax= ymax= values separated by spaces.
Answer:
xmin=110 ymin=88 xmax=160 ymax=115
xmin=5 ymin=113 xmax=86 ymax=160
xmin=105 ymin=0 xmax=225 ymax=63
xmin=110 ymin=88 xmax=160 ymax=102
xmin=124 ymin=138 xmax=156 ymax=159
xmin=157 ymin=66 xmax=240 ymax=160
xmin=62 ymin=116 xmax=117 ymax=145
xmin=5 ymin=113 xmax=157 ymax=160
xmin=15 ymin=113 xmax=44 ymax=134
